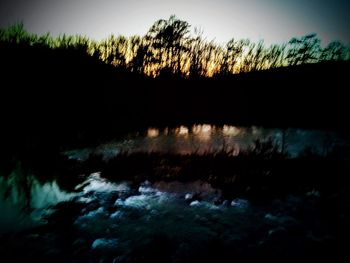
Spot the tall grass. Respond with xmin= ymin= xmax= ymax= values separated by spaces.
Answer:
xmin=1 ymin=16 xmax=350 ymax=78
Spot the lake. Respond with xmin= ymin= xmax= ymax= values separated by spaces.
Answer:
xmin=1 ymin=124 xmax=350 ymax=261
xmin=66 ymin=124 xmax=350 ymax=160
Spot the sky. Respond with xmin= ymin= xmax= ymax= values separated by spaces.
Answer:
xmin=0 ymin=0 xmax=349 ymax=46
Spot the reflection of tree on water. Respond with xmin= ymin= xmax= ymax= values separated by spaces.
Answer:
xmin=0 ymin=163 xmax=37 ymax=233
xmin=0 ymin=162 xmax=75 ymax=233
xmin=72 ymin=126 xmax=349 ymax=159
xmin=1 ymin=162 xmax=33 ymax=210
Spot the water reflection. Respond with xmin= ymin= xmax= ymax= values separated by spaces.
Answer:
xmin=65 ymin=124 xmax=350 ymax=160
xmin=0 ymin=165 xmax=76 ymax=233
xmin=192 ymin=124 xmax=212 ymax=141
xmin=223 ymin=125 xmax=241 ymax=136
xmin=147 ymin=128 xmax=159 ymax=138
xmin=175 ymin=125 xmax=189 ymax=136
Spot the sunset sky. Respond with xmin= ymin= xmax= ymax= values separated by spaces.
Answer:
xmin=0 ymin=0 xmax=349 ymax=46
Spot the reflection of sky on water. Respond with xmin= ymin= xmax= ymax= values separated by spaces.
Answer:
xmin=65 ymin=125 xmax=350 ymax=160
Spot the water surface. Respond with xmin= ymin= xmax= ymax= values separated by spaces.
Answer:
xmin=66 ymin=125 xmax=350 ymax=160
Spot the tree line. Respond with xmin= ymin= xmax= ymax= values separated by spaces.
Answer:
xmin=1 ymin=15 xmax=349 ymax=77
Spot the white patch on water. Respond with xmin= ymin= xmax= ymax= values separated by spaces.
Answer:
xmin=121 ymin=191 xmax=173 ymax=210
xmin=76 ymin=172 xmax=130 ymax=195
xmin=138 ymin=186 xmax=157 ymax=195
xmin=74 ymin=207 xmax=109 ymax=226
xmin=77 ymin=196 xmax=94 ymax=203
xmin=185 ymin=193 xmax=193 ymax=200
xmin=189 ymin=200 xmax=220 ymax=210
xmin=114 ymin=198 xmax=125 ymax=206
xmin=190 ymin=200 xmax=201 ymax=206
xmin=85 ymin=207 xmax=106 ymax=218
xmin=30 ymin=180 xmax=76 ymax=209
xmin=91 ymin=238 xmax=119 ymax=250
xmin=231 ymin=198 xmax=250 ymax=209
xmin=111 ymin=181 xmax=178 ymax=210
xmin=110 ymin=210 xmax=124 ymax=219
xmin=265 ymin=213 xmax=279 ymax=221
xmin=123 ymin=195 xmax=151 ymax=209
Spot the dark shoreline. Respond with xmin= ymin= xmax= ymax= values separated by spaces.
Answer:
xmin=1 ymin=42 xmax=349 ymax=157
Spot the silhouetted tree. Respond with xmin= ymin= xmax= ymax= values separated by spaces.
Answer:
xmin=188 ymin=27 xmax=206 ymax=77
xmin=221 ymin=38 xmax=249 ymax=75
xmin=201 ymin=40 xmax=221 ymax=76
xmin=264 ymin=43 xmax=287 ymax=68
xmin=251 ymin=40 xmax=268 ymax=71
xmin=286 ymin=34 xmax=321 ymax=65
xmin=321 ymin=41 xmax=348 ymax=61
xmin=241 ymin=41 xmax=255 ymax=72
xmin=1 ymin=19 xmax=349 ymax=78
xmin=92 ymin=35 xmax=128 ymax=68
xmin=146 ymin=15 xmax=191 ymax=76
xmin=127 ymin=35 xmax=148 ymax=74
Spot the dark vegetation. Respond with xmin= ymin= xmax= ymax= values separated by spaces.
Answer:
xmin=0 ymin=16 xmax=350 ymax=159
xmin=3 ymin=137 xmax=349 ymax=204
xmin=1 ymin=16 xmax=350 ymax=261
xmin=60 ymin=148 xmax=349 ymax=202
xmin=1 ymin=140 xmax=350 ymax=261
